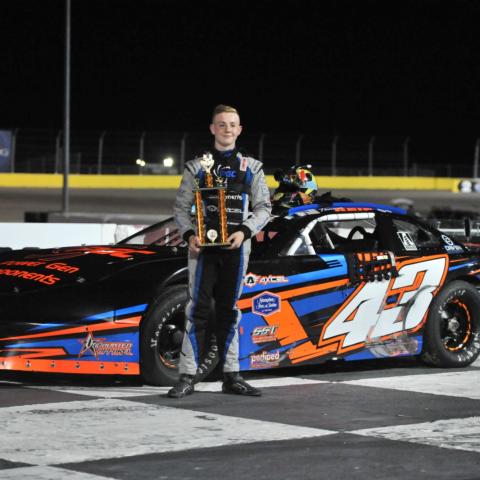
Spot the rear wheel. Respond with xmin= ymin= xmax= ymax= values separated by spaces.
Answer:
xmin=140 ymin=285 xmax=187 ymax=385
xmin=422 ymin=281 xmax=480 ymax=367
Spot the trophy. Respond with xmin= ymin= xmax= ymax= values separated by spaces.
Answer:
xmin=193 ymin=153 xmax=230 ymax=247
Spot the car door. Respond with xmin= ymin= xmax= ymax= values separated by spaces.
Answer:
xmin=317 ymin=212 xmax=449 ymax=361
xmin=237 ymin=213 xmax=369 ymax=371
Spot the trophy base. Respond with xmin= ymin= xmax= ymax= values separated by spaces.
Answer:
xmin=199 ymin=242 xmax=231 ymax=247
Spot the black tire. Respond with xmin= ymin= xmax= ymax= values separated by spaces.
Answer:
xmin=422 ymin=280 xmax=480 ymax=368
xmin=140 ymin=285 xmax=187 ymax=385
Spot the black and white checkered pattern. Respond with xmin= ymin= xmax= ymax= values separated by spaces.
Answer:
xmin=1 ymin=358 xmax=480 ymax=479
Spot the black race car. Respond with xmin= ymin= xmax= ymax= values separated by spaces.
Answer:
xmin=1 ymin=202 xmax=480 ymax=385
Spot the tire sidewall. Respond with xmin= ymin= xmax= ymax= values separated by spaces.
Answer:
xmin=140 ymin=285 xmax=187 ymax=385
xmin=423 ymin=280 xmax=480 ymax=367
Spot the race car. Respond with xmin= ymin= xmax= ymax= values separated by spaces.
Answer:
xmin=1 ymin=202 xmax=480 ymax=386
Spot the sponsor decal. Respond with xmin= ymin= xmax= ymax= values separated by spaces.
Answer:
xmin=397 ymin=232 xmax=417 ymax=251
xmin=441 ymin=234 xmax=454 ymax=246
xmin=244 ymin=273 xmax=288 ymax=288
xmin=26 ymin=246 xmax=155 ymax=261
xmin=444 ymin=244 xmax=464 ymax=253
xmin=250 ymin=350 xmax=281 ymax=368
xmin=226 ymin=193 xmax=243 ymax=201
xmin=0 ymin=261 xmax=80 ymax=286
xmin=0 ymin=268 xmax=59 ymax=285
xmin=252 ymin=325 xmax=278 ymax=343
xmin=78 ymin=332 xmax=133 ymax=359
xmin=220 ymin=167 xmax=236 ymax=178
xmin=252 ymin=291 xmax=281 ymax=316
xmin=0 ymin=260 xmax=45 ymax=267
xmin=441 ymin=234 xmax=463 ymax=252
xmin=45 ymin=262 xmax=80 ymax=274
xmin=240 ymin=157 xmax=248 ymax=172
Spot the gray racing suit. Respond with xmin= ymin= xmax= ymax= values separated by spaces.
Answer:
xmin=173 ymin=149 xmax=271 ymax=375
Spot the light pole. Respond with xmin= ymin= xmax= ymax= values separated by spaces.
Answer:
xmin=62 ymin=0 xmax=71 ymax=214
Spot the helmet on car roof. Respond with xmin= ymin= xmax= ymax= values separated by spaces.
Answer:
xmin=272 ymin=164 xmax=318 ymax=211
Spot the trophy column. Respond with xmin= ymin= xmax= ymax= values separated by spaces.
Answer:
xmin=193 ymin=153 xmax=230 ymax=247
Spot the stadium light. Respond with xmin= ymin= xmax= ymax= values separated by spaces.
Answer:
xmin=163 ymin=157 xmax=174 ymax=168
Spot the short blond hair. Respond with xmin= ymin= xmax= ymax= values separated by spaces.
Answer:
xmin=212 ymin=104 xmax=240 ymax=122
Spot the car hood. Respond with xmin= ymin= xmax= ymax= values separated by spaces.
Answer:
xmin=0 ymin=244 xmax=185 ymax=293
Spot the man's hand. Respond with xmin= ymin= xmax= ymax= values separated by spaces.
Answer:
xmin=188 ymin=235 xmax=201 ymax=255
xmin=225 ymin=230 xmax=245 ymax=249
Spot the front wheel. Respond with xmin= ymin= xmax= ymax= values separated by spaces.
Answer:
xmin=140 ymin=285 xmax=187 ymax=385
xmin=422 ymin=280 xmax=480 ymax=368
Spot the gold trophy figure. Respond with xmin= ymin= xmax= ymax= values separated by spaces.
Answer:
xmin=193 ymin=153 xmax=229 ymax=247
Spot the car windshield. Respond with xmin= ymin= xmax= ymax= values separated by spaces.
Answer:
xmin=119 ymin=218 xmax=186 ymax=247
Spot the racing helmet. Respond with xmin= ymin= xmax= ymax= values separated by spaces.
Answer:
xmin=272 ymin=164 xmax=318 ymax=210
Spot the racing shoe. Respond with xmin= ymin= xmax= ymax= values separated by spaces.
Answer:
xmin=167 ymin=374 xmax=195 ymax=398
xmin=222 ymin=373 xmax=262 ymax=396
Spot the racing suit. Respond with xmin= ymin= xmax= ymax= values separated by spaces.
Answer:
xmin=173 ymin=148 xmax=271 ymax=375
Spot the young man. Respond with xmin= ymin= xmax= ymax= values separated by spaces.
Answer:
xmin=169 ymin=105 xmax=271 ymax=398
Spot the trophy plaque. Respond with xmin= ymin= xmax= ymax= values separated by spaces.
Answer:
xmin=193 ymin=153 xmax=230 ymax=247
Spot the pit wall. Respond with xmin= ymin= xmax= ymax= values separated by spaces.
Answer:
xmin=0 ymin=173 xmax=460 ymax=191
xmin=0 ymin=223 xmax=146 ymax=249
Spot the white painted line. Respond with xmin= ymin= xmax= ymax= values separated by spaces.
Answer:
xmin=352 ymin=416 xmax=480 ymax=453
xmin=0 ymin=399 xmax=335 ymax=465
xmin=342 ymin=370 xmax=480 ymax=400
xmin=0 ymin=466 xmax=116 ymax=480
xmin=195 ymin=376 xmax=328 ymax=392
xmin=30 ymin=377 xmax=328 ymax=398
xmin=0 ymin=380 xmax=22 ymax=385
xmin=29 ymin=385 xmax=171 ymax=398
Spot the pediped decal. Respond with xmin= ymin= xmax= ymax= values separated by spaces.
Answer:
xmin=244 ymin=273 xmax=288 ymax=288
xmin=250 ymin=350 xmax=281 ymax=368
xmin=252 ymin=291 xmax=281 ymax=316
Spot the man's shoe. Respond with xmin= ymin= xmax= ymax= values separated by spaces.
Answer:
xmin=222 ymin=373 xmax=261 ymax=396
xmin=167 ymin=374 xmax=195 ymax=398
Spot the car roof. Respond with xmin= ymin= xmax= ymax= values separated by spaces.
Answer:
xmin=285 ymin=202 xmax=407 ymax=217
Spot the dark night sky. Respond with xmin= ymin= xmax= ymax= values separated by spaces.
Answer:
xmin=1 ymin=0 xmax=480 ymax=145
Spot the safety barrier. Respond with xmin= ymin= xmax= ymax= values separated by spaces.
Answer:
xmin=0 ymin=173 xmax=461 ymax=191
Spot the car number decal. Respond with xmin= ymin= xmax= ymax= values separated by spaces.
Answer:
xmin=319 ymin=254 xmax=448 ymax=354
